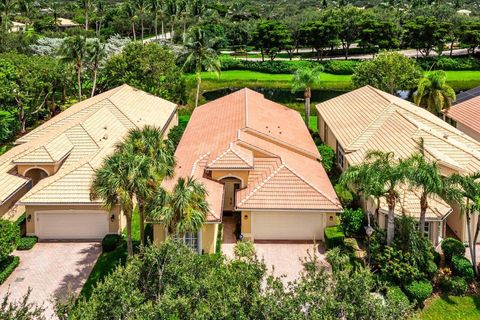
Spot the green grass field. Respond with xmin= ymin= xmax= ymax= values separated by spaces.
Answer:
xmin=418 ymin=295 xmax=480 ymax=320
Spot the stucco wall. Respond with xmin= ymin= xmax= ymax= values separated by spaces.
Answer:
xmin=24 ymin=204 xmax=121 ymax=235
xmin=0 ymin=183 xmax=30 ymax=219
xmin=241 ymin=211 xmax=252 ymax=241
xmin=202 ymin=224 xmax=218 ymax=254
xmin=447 ymin=203 xmax=465 ymax=242
xmin=456 ymin=123 xmax=480 ymax=143
xmin=211 ymin=170 xmax=249 ymax=188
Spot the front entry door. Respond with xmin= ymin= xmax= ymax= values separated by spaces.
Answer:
xmin=223 ymin=180 xmax=240 ymax=212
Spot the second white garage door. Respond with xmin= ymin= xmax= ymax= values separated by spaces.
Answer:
xmin=252 ymin=211 xmax=324 ymax=241
xmin=36 ymin=210 xmax=109 ymax=240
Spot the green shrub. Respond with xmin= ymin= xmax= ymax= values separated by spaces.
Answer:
xmin=404 ymin=280 xmax=433 ymax=307
xmin=323 ymin=60 xmax=360 ymax=75
xmin=440 ymin=276 xmax=468 ymax=295
xmin=334 ymin=184 xmax=354 ymax=207
xmin=102 ymin=234 xmax=120 ymax=253
xmin=318 ymin=144 xmax=335 ymax=172
xmin=451 ymin=255 xmax=474 ymax=281
xmin=326 ymin=246 xmax=351 ymax=273
xmin=376 ymin=246 xmax=422 ymax=284
xmin=340 ymin=208 xmax=364 ymax=236
xmin=234 ymin=241 xmax=256 ymax=259
xmin=167 ymin=121 xmax=188 ymax=150
xmin=441 ymin=238 xmax=465 ymax=261
xmin=324 ymin=225 xmax=345 ymax=249
xmin=17 ymin=236 xmax=37 ymax=250
xmin=0 ymin=256 xmax=19 ymax=284
xmin=417 ymin=56 xmax=480 ymax=71
xmin=0 ymin=220 xmax=20 ymax=261
xmin=386 ymin=286 xmax=410 ymax=310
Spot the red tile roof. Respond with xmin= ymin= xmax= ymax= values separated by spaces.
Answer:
xmin=446 ymin=95 xmax=480 ymax=136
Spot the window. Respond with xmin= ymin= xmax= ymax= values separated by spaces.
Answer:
xmin=415 ymin=222 xmax=432 ymax=240
xmin=173 ymin=231 xmax=200 ymax=253
xmin=336 ymin=142 xmax=345 ymax=169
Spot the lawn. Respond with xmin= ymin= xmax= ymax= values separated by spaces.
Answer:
xmin=418 ymin=295 xmax=480 ymax=320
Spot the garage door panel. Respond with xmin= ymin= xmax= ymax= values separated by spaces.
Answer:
xmin=36 ymin=211 xmax=109 ymax=240
xmin=253 ymin=211 xmax=324 ymax=241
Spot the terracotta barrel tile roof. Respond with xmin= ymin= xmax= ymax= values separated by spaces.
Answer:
xmin=446 ymin=96 xmax=480 ymax=137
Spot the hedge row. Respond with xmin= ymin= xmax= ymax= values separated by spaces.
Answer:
xmin=324 ymin=225 xmax=345 ymax=249
xmin=17 ymin=236 xmax=38 ymax=250
xmin=416 ymin=57 xmax=480 ymax=71
xmin=0 ymin=256 xmax=20 ymax=285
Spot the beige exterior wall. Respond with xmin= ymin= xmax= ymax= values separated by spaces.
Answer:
xmin=325 ymin=212 xmax=339 ymax=227
xmin=0 ymin=183 xmax=30 ymax=218
xmin=153 ymin=224 xmax=166 ymax=245
xmin=163 ymin=112 xmax=178 ymax=137
xmin=456 ymin=123 xmax=480 ymax=143
xmin=241 ymin=211 xmax=252 ymax=241
xmin=24 ymin=204 xmax=122 ymax=235
xmin=211 ymin=170 xmax=249 ymax=188
xmin=447 ymin=203 xmax=465 ymax=242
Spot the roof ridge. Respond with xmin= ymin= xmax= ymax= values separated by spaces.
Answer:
xmin=282 ymin=163 xmax=341 ymax=208
xmin=237 ymin=164 xmax=285 ymax=206
xmin=78 ymin=123 xmax=100 ymax=148
xmin=191 ymin=152 xmax=210 ymax=177
xmin=230 ymin=143 xmax=252 ymax=166
xmin=105 ymin=97 xmax=138 ymax=128
xmin=207 ymin=148 xmax=230 ymax=167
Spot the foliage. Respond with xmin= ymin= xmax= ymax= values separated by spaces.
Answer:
xmin=101 ymin=234 xmax=120 ymax=253
xmin=376 ymin=246 xmax=422 ymax=284
xmin=386 ymin=286 xmax=411 ymax=315
xmin=340 ymin=208 xmax=364 ymax=236
xmin=317 ymin=144 xmax=334 ymax=173
xmin=325 ymin=246 xmax=352 ymax=273
xmin=0 ymin=220 xmax=19 ymax=262
xmin=234 ymin=241 xmax=256 ymax=260
xmin=167 ymin=121 xmax=188 ymax=150
xmin=352 ymin=51 xmax=422 ymax=94
xmin=404 ymin=280 xmax=433 ymax=307
xmin=334 ymin=184 xmax=354 ymax=207
xmin=441 ymin=238 xmax=465 ymax=262
xmin=0 ymin=290 xmax=45 ymax=320
xmin=101 ymin=42 xmax=185 ymax=103
xmin=440 ymin=276 xmax=468 ymax=296
xmin=323 ymin=60 xmax=360 ymax=75
xmin=417 ymin=57 xmax=480 ymax=71
xmin=324 ymin=225 xmax=345 ymax=249
xmin=16 ymin=236 xmax=37 ymax=250
xmin=451 ymin=255 xmax=474 ymax=281
xmin=252 ymin=20 xmax=291 ymax=61
xmin=404 ymin=15 xmax=450 ymax=57
xmin=414 ymin=70 xmax=456 ymax=116
xmin=0 ymin=256 xmax=19 ymax=285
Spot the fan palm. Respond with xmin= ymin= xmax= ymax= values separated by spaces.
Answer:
xmin=292 ymin=66 xmax=322 ymax=127
xmin=86 ymin=38 xmax=107 ymax=97
xmin=59 ymin=36 xmax=87 ymax=100
xmin=0 ymin=0 xmax=17 ymax=33
xmin=414 ymin=71 xmax=456 ymax=116
xmin=90 ymin=148 xmax=150 ymax=256
xmin=183 ymin=27 xmax=221 ymax=108
xmin=119 ymin=126 xmax=176 ymax=245
xmin=444 ymin=173 xmax=480 ymax=277
xmin=148 ymin=177 xmax=209 ymax=238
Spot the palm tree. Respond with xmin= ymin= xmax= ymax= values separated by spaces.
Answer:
xmin=0 ymin=0 xmax=17 ymax=33
xmin=403 ymin=153 xmax=443 ymax=235
xmin=292 ymin=66 xmax=322 ymax=127
xmin=444 ymin=173 xmax=480 ymax=277
xmin=59 ymin=36 xmax=87 ymax=100
xmin=133 ymin=0 xmax=150 ymax=42
xmin=148 ymin=177 xmax=209 ymax=239
xmin=19 ymin=0 xmax=34 ymax=29
xmin=165 ymin=0 xmax=178 ymax=43
xmin=87 ymin=38 xmax=107 ymax=97
xmin=414 ymin=71 xmax=456 ymax=116
xmin=123 ymin=1 xmax=138 ymax=41
xmin=183 ymin=27 xmax=221 ymax=108
xmin=150 ymin=0 xmax=165 ymax=39
xmin=80 ymin=0 xmax=92 ymax=30
xmin=91 ymin=149 xmax=150 ymax=256
xmin=120 ymin=126 xmax=176 ymax=245
xmin=94 ymin=0 xmax=105 ymax=36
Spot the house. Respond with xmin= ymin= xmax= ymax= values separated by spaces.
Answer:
xmin=0 ymin=85 xmax=178 ymax=240
xmin=316 ymin=85 xmax=480 ymax=245
xmin=56 ymin=18 xmax=80 ymax=29
xmin=453 ymin=85 xmax=480 ymax=105
xmin=9 ymin=21 xmax=26 ymax=33
xmin=154 ymin=88 xmax=342 ymax=253
xmin=445 ymin=95 xmax=480 ymax=142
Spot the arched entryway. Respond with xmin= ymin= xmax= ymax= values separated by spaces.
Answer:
xmin=219 ymin=176 xmax=242 ymax=243
xmin=24 ymin=168 xmax=49 ymax=186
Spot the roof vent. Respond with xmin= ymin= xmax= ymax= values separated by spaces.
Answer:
xmin=444 ymin=134 xmax=449 ymax=139
xmin=103 ymin=133 xmax=109 ymax=140
xmin=103 ymin=126 xmax=107 ymax=130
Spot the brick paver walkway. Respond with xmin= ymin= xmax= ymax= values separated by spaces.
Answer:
xmin=0 ymin=242 xmax=101 ymax=319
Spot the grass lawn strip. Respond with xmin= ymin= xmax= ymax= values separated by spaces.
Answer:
xmin=418 ymin=295 xmax=480 ymax=320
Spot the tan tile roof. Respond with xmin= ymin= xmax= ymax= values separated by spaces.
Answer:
xmin=0 ymin=85 xmax=176 ymax=206
xmin=163 ymin=88 xmax=341 ymax=222
xmin=446 ymin=95 xmax=480 ymax=138
xmin=316 ymin=85 xmax=480 ymax=219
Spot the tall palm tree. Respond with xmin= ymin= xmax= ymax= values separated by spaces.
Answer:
xmin=183 ymin=27 xmax=221 ymax=108
xmin=148 ymin=177 xmax=209 ymax=239
xmin=120 ymin=126 xmax=176 ymax=245
xmin=59 ymin=36 xmax=87 ymax=100
xmin=124 ymin=1 xmax=138 ymax=41
xmin=80 ymin=0 xmax=92 ymax=30
xmin=403 ymin=153 xmax=443 ymax=235
xmin=94 ymin=0 xmax=105 ymax=36
xmin=414 ymin=71 xmax=456 ymax=116
xmin=91 ymin=149 xmax=150 ymax=256
xmin=292 ymin=66 xmax=322 ymax=127
xmin=150 ymin=0 xmax=165 ymax=39
xmin=444 ymin=173 xmax=480 ymax=277
xmin=133 ymin=0 xmax=150 ymax=42
xmin=19 ymin=0 xmax=34 ymax=29
xmin=165 ymin=0 xmax=178 ymax=43
xmin=0 ymin=0 xmax=17 ymax=33
xmin=87 ymin=38 xmax=107 ymax=97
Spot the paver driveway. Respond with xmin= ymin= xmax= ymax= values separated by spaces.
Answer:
xmin=223 ymin=242 xmax=330 ymax=283
xmin=0 ymin=242 xmax=101 ymax=319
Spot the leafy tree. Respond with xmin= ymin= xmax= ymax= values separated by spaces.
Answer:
xmin=182 ymin=27 xmax=221 ymax=108
xmin=119 ymin=126 xmax=175 ymax=246
xmin=86 ymin=38 xmax=106 ymax=97
xmin=0 ymin=290 xmax=45 ymax=320
xmin=101 ymin=42 xmax=185 ymax=103
xmin=352 ymin=51 xmax=422 ymax=94
xmin=148 ymin=177 xmax=209 ymax=237
xmin=358 ymin=15 xmax=401 ymax=53
xmin=252 ymin=20 xmax=291 ymax=61
xmin=18 ymin=0 xmax=34 ymax=29
xmin=317 ymin=144 xmax=335 ymax=173
xmin=414 ymin=70 xmax=456 ymax=116
xmin=58 ymin=36 xmax=87 ymax=100
xmin=0 ymin=219 xmax=19 ymax=262
xmin=404 ymin=15 xmax=449 ymax=57
xmin=336 ymin=6 xmax=365 ymax=59
xmin=93 ymin=0 xmax=105 ymax=36
xmin=0 ymin=110 xmax=16 ymax=143
xmin=0 ymin=0 xmax=17 ymax=33
xmin=300 ymin=20 xmax=339 ymax=61
xmin=122 ymin=0 xmax=138 ymax=41
xmin=150 ymin=0 xmax=166 ymax=39
xmin=292 ymin=66 xmax=322 ymax=126
xmin=80 ymin=0 xmax=92 ymax=30
xmin=459 ymin=18 xmax=480 ymax=55
xmin=133 ymin=0 xmax=150 ymax=42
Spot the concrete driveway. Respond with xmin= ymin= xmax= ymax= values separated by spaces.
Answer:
xmin=222 ymin=242 xmax=329 ymax=283
xmin=0 ymin=242 xmax=101 ymax=319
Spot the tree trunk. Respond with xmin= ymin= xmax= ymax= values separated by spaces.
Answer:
xmin=125 ymin=213 xmax=133 ymax=256
xmin=141 ymin=16 xmax=144 ymax=42
xmin=304 ymin=87 xmax=311 ymax=127
xmin=77 ymin=63 xmax=82 ymax=101
xmin=91 ymin=68 xmax=97 ymax=97
xmin=85 ymin=10 xmax=88 ymax=30
xmin=138 ymin=202 xmax=146 ymax=246
xmin=195 ymin=76 xmax=201 ymax=108
xmin=261 ymin=49 xmax=264 ymax=62
xmin=466 ymin=212 xmax=475 ymax=273
xmin=449 ymin=41 xmax=454 ymax=57
xmin=171 ymin=21 xmax=174 ymax=44
xmin=132 ymin=23 xmax=136 ymax=41
xmin=161 ymin=20 xmax=165 ymax=39
xmin=473 ymin=216 xmax=480 ymax=277
xmin=154 ymin=13 xmax=158 ymax=38
xmin=387 ymin=194 xmax=396 ymax=245
xmin=345 ymin=45 xmax=349 ymax=60
xmin=419 ymin=193 xmax=427 ymax=236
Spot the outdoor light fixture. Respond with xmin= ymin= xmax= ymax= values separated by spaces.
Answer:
xmin=110 ymin=214 xmax=115 ymax=222
xmin=27 ymin=214 xmax=32 ymax=222
xmin=244 ymin=214 xmax=248 ymax=220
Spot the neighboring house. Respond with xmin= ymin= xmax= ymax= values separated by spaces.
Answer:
xmin=316 ymin=85 xmax=480 ymax=245
xmin=154 ymin=88 xmax=342 ymax=254
xmin=56 ymin=18 xmax=80 ymax=29
xmin=9 ymin=21 xmax=26 ymax=32
xmin=0 ymin=84 xmax=178 ymax=240
xmin=453 ymin=85 xmax=480 ymax=105
xmin=445 ymin=95 xmax=480 ymax=142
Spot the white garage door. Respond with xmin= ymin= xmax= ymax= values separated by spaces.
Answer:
xmin=253 ymin=211 xmax=324 ymax=241
xmin=36 ymin=211 xmax=109 ymax=240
